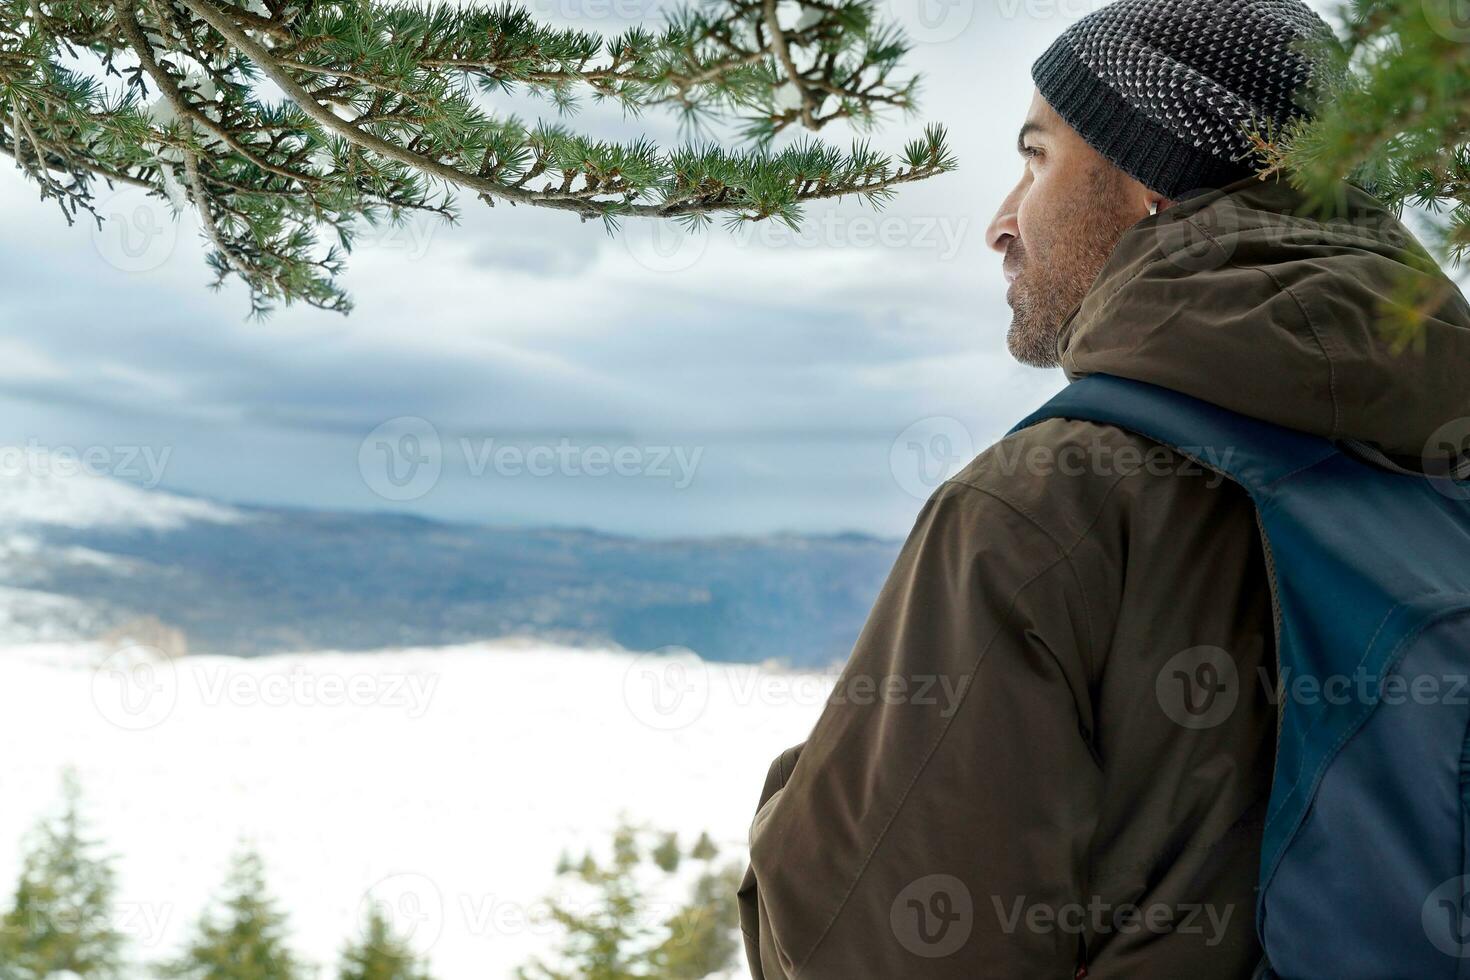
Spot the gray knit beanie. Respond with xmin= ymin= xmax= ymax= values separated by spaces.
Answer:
xmin=1031 ymin=0 xmax=1336 ymax=199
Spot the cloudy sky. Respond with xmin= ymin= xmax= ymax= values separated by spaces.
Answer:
xmin=0 ymin=0 xmax=1335 ymax=538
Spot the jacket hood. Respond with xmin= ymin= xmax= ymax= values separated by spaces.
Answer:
xmin=1058 ymin=175 xmax=1470 ymax=460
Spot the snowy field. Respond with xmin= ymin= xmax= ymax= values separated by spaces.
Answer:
xmin=0 ymin=640 xmax=833 ymax=978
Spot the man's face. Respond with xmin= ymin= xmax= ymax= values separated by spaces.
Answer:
xmin=986 ymin=91 xmax=1159 ymax=367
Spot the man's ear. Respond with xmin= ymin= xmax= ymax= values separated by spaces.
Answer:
xmin=1147 ymin=196 xmax=1175 ymax=216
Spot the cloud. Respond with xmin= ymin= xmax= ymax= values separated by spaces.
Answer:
xmin=0 ymin=0 xmax=1081 ymax=537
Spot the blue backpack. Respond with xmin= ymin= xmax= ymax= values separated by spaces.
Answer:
xmin=1014 ymin=374 xmax=1470 ymax=978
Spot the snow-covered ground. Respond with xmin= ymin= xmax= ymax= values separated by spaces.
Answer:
xmin=0 ymin=451 xmax=246 ymax=531
xmin=0 ymin=640 xmax=833 ymax=978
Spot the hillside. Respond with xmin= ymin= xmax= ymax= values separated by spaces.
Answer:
xmin=0 ymin=463 xmax=901 ymax=665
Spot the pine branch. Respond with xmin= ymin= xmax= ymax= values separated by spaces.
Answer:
xmin=0 ymin=0 xmax=956 ymax=314
xmin=1273 ymin=0 xmax=1470 ymax=265
xmin=1261 ymin=0 xmax=1470 ymax=339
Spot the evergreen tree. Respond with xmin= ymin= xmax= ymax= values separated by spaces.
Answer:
xmin=688 ymin=832 xmax=717 ymax=862
xmin=0 ymin=0 xmax=955 ymax=313
xmin=516 ymin=822 xmax=742 ymax=980
xmin=648 ymin=863 xmax=742 ymax=980
xmin=1269 ymin=1 xmax=1470 ymax=337
xmin=0 ymin=770 xmax=125 ymax=980
xmin=337 ymin=903 xmax=433 ymax=980
xmin=651 ymin=832 xmax=680 ymax=874
xmin=165 ymin=849 xmax=301 ymax=980
xmin=518 ymin=824 xmax=646 ymax=980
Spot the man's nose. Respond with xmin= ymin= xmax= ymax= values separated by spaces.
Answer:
xmin=987 ymin=188 xmax=1021 ymax=254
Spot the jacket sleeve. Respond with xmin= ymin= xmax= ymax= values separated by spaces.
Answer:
xmin=738 ymin=477 xmax=1105 ymax=979
xmin=739 ymin=742 xmax=805 ymax=980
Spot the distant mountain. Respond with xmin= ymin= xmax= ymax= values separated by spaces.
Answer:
xmin=0 ymin=464 xmax=901 ymax=665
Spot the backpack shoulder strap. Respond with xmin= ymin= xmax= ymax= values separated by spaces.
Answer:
xmin=1010 ymin=374 xmax=1340 ymax=498
xmin=1016 ymin=373 xmax=1470 ymax=976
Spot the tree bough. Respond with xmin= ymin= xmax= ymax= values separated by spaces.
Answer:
xmin=0 ymin=0 xmax=956 ymax=314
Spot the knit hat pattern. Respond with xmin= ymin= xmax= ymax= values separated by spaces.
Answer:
xmin=1032 ymin=0 xmax=1335 ymax=198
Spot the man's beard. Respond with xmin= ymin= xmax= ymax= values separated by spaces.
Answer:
xmin=1006 ymin=175 xmax=1139 ymax=368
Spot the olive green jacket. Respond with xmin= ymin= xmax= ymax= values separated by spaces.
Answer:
xmin=739 ymin=176 xmax=1470 ymax=979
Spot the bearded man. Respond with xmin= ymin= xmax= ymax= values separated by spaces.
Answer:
xmin=738 ymin=0 xmax=1470 ymax=976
